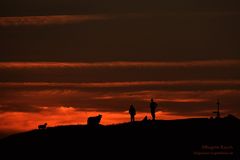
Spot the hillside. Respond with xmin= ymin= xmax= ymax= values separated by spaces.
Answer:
xmin=0 ymin=117 xmax=240 ymax=159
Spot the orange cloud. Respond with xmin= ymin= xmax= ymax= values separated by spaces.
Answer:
xmin=0 ymin=11 xmax=239 ymax=27
xmin=0 ymin=15 xmax=110 ymax=26
xmin=146 ymin=98 xmax=208 ymax=103
xmin=0 ymin=80 xmax=240 ymax=88
xmin=0 ymin=60 xmax=239 ymax=69
xmin=1 ymin=88 xmax=239 ymax=114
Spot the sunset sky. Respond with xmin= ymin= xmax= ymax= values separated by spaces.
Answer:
xmin=0 ymin=0 xmax=240 ymax=137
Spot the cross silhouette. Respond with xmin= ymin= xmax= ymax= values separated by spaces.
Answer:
xmin=213 ymin=99 xmax=220 ymax=119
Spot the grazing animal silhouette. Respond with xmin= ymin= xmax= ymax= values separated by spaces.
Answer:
xmin=38 ymin=123 xmax=47 ymax=130
xmin=87 ymin=115 xmax=102 ymax=126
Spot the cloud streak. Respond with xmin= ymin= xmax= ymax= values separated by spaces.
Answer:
xmin=1 ymin=88 xmax=239 ymax=113
xmin=0 ymin=11 xmax=239 ymax=27
xmin=0 ymin=80 xmax=240 ymax=88
xmin=0 ymin=15 xmax=111 ymax=26
xmin=0 ymin=60 xmax=239 ymax=69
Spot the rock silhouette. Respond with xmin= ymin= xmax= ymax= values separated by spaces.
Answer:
xmin=142 ymin=116 xmax=148 ymax=122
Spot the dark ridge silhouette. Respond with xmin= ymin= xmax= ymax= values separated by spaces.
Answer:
xmin=0 ymin=115 xmax=240 ymax=159
xmin=224 ymin=114 xmax=240 ymax=121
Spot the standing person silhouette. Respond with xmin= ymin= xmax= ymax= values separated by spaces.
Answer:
xmin=129 ymin=104 xmax=136 ymax=122
xmin=150 ymin=98 xmax=158 ymax=120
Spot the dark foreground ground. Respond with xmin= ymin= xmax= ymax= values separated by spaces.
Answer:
xmin=0 ymin=116 xmax=240 ymax=159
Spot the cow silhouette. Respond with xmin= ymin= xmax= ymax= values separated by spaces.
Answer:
xmin=87 ymin=115 xmax=102 ymax=126
xmin=38 ymin=123 xmax=47 ymax=129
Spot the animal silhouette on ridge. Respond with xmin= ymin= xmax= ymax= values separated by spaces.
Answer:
xmin=87 ymin=115 xmax=102 ymax=126
xmin=38 ymin=123 xmax=47 ymax=130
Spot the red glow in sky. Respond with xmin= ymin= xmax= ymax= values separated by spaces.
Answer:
xmin=0 ymin=0 xmax=240 ymax=137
